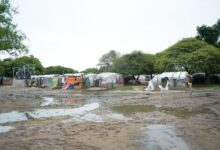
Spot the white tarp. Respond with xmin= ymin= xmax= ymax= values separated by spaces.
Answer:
xmin=85 ymin=74 xmax=97 ymax=87
xmin=147 ymin=72 xmax=189 ymax=91
xmin=96 ymin=72 xmax=124 ymax=88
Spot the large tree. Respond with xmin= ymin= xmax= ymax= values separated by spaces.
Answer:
xmin=1 ymin=55 xmax=44 ymax=77
xmin=98 ymin=50 xmax=120 ymax=72
xmin=196 ymin=19 xmax=220 ymax=48
xmin=0 ymin=0 xmax=27 ymax=56
xmin=155 ymin=38 xmax=220 ymax=75
xmin=45 ymin=66 xmax=78 ymax=75
xmin=111 ymin=51 xmax=155 ymax=79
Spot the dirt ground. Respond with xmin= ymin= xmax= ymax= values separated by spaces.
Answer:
xmin=0 ymin=86 xmax=220 ymax=150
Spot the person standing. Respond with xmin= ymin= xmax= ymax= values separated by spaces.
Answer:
xmin=186 ymin=75 xmax=193 ymax=95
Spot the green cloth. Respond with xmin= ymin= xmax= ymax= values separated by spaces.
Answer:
xmin=52 ymin=77 xmax=59 ymax=89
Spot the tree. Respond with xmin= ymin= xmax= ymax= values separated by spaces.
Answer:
xmin=1 ymin=55 xmax=44 ymax=77
xmin=12 ymin=55 xmax=44 ymax=75
xmin=0 ymin=0 xmax=27 ymax=56
xmin=155 ymin=38 xmax=220 ymax=75
xmin=82 ymin=67 xmax=100 ymax=74
xmin=45 ymin=66 xmax=78 ymax=75
xmin=0 ymin=59 xmax=5 ymax=75
xmin=111 ymin=51 xmax=155 ymax=80
xmin=98 ymin=50 xmax=120 ymax=72
xmin=196 ymin=19 xmax=220 ymax=48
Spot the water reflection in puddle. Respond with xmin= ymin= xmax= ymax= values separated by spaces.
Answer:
xmin=0 ymin=126 xmax=14 ymax=133
xmin=112 ymin=104 xmax=215 ymax=118
xmin=0 ymin=103 xmax=100 ymax=133
xmin=40 ymin=97 xmax=55 ymax=106
xmin=136 ymin=124 xmax=189 ymax=150
xmin=62 ymin=112 xmax=131 ymax=124
xmin=30 ymin=103 xmax=100 ymax=118
xmin=0 ymin=111 xmax=27 ymax=124
xmin=0 ymin=103 xmax=99 ymax=124
xmin=40 ymin=97 xmax=82 ymax=106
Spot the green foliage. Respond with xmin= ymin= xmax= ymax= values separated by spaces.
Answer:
xmin=0 ymin=0 xmax=27 ymax=56
xmin=45 ymin=66 xmax=78 ymax=75
xmin=196 ymin=19 xmax=220 ymax=48
xmin=0 ymin=59 xmax=5 ymax=75
xmin=13 ymin=55 xmax=44 ymax=75
xmin=111 ymin=51 xmax=155 ymax=78
xmin=155 ymin=38 xmax=220 ymax=74
xmin=98 ymin=50 xmax=120 ymax=72
xmin=0 ymin=55 xmax=44 ymax=77
xmin=82 ymin=67 xmax=100 ymax=74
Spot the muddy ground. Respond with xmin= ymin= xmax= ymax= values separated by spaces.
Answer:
xmin=0 ymin=86 xmax=220 ymax=150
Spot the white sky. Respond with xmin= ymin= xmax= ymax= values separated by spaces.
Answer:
xmin=8 ymin=0 xmax=220 ymax=71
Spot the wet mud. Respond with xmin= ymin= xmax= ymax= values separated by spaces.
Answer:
xmin=0 ymin=86 xmax=220 ymax=150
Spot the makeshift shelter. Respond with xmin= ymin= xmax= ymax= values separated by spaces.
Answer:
xmin=96 ymin=72 xmax=124 ymax=89
xmin=31 ymin=75 xmax=60 ymax=88
xmin=64 ymin=75 xmax=83 ymax=90
xmin=146 ymin=72 xmax=189 ymax=91
xmin=85 ymin=74 xmax=97 ymax=87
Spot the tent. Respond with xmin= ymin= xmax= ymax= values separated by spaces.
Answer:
xmin=31 ymin=75 xmax=60 ymax=88
xmin=96 ymin=72 xmax=124 ymax=89
xmin=85 ymin=74 xmax=97 ymax=87
xmin=146 ymin=72 xmax=189 ymax=91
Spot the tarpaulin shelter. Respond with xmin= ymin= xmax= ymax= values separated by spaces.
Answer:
xmin=85 ymin=74 xmax=97 ymax=87
xmin=96 ymin=72 xmax=124 ymax=89
xmin=31 ymin=75 xmax=60 ymax=88
xmin=146 ymin=72 xmax=189 ymax=91
xmin=64 ymin=75 xmax=83 ymax=90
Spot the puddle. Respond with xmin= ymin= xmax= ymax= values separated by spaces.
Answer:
xmin=112 ymin=105 xmax=156 ymax=116
xmin=0 ymin=103 xmax=99 ymax=124
xmin=40 ymin=97 xmax=55 ymax=106
xmin=136 ymin=124 xmax=189 ymax=150
xmin=0 ymin=111 xmax=28 ymax=124
xmin=158 ymin=107 xmax=216 ymax=118
xmin=40 ymin=97 xmax=82 ymax=106
xmin=112 ymin=104 xmax=215 ymax=118
xmin=0 ymin=125 xmax=15 ymax=133
xmin=29 ymin=103 xmax=100 ymax=118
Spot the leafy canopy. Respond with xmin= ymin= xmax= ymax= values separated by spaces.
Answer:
xmin=155 ymin=38 xmax=220 ymax=74
xmin=196 ymin=19 xmax=220 ymax=48
xmin=0 ymin=0 xmax=27 ymax=56
xmin=98 ymin=50 xmax=120 ymax=72
xmin=0 ymin=55 xmax=44 ymax=77
xmin=111 ymin=51 xmax=155 ymax=78
xmin=45 ymin=66 xmax=78 ymax=75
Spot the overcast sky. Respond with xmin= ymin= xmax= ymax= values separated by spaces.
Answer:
xmin=8 ymin=0 xmax=220 ymax=71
